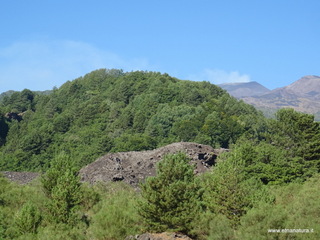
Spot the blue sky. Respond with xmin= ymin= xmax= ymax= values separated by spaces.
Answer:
xmin=0 ymin=0 xmax=319 ymax=93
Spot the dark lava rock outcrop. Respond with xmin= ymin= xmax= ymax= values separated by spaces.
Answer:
xmin=125 ymin=232 xmax=192 ymax=240
xmin=0 ymin=171 xmax=40 ymax=184
xmin=80 ymin=142 xmax=227 ymax=187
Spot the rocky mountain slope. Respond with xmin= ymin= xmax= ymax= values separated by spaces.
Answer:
xmin=219 ymin=81 xmax=271 ymax=98
xmin=80 ymin=142 xmax=227 ymax=187
xmin=241 ymin=75 xmax=320 ymax=114
xmin=220 ymin=75 xmax=320 ymax=115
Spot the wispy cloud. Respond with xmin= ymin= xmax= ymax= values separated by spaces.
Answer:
xmin=0 ymin=39 xmax=151 ymax=92
xmin=188 ymin=69 xmax=251 ymax=84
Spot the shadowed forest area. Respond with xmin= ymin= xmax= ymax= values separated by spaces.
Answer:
xmin=0 ymin=69 xmax=319 ymax=239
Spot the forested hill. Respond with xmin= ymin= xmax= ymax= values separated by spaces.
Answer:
xmin=0 ymin=69 xmax=262 ymax=171
xmin=1 ymin=69 xmax=320 ymax=239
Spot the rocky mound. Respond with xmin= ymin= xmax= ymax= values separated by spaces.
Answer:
xmin=80 ymin=142 xmax=227 ymax=187
xmin=0 ymin=171 xmax=40 ymax=184
xmin=125 ymin=232 xmax=192 ymax=240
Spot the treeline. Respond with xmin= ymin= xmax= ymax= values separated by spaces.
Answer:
xmin=0 ymin=69 xmax=261 ymax=171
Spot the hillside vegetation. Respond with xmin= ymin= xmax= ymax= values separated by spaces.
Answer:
xmin=0 ymin=69 xmax=260 ymax=171
xmin=0 ymin=69 xmax=320 ymax=239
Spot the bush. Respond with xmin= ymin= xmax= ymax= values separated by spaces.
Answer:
xmin=14 ymin=202 xmax=42 ymax=235
xmin=88 ymin=182 xmax=142 ymax=240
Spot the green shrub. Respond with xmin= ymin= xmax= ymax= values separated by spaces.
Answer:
xmin=14 ymin=202 xmax=42 ymax=235
xmin=35 ymin=224 xmax=88 ymax=240
xmin=88 ymin=182 xmax=142 ymax=240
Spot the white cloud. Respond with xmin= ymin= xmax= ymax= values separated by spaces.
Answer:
xmin=0 ymin=39 xmax=151 ymax=92
xmin=188 ymin=69 xmax=251 ymax=84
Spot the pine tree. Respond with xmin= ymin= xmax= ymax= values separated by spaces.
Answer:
xmin=41 ymin=153 xmax=82 ymax=225
xmin=203 ymin=156 xmax=249 ymax=226
xmin=138 ymin=153 xmax=201 ymax=234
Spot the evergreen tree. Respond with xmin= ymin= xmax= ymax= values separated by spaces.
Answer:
xmin=41 ymin=153 xmax=82 ymax=225
xmin=202 ymin=156 xmax=250 ymax=226
xmin=138 ymin=153 xmax=201 ymax=235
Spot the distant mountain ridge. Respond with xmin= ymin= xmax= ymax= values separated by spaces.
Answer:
xmin=218 ymin=81 xmax=270 ymax=98
xmin=283 ymin=75 xmax=320 ymax=99
xmin=220 ymin=75 xmax=320 ymax=116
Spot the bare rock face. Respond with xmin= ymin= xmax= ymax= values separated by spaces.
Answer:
xmin=219 ymin=81 xmax=271 ymax=98
xmin=79 ymin=142 xmax=227 ymax=187
xmin=240 ymin=75 xmax=320 ymax=114
xmin=125 ymin=232 xmax=193 ymax=240
xmin=0 ymin=171 xmax=40 ymax=184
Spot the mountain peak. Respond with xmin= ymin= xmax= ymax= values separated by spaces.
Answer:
xmin=285 ymin=75 xmax=320 ymax=96
xmin=234 ymin=75 xmax=320 ymax=115
xmin=218 ymin=81 xmax=270 ymax=98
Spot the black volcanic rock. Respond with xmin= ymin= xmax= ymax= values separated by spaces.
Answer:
xmin=1 ymin=171 xmax=40 ymax=184
xmin=79 ymin=142 xmax=227 ymax=187
xmin=125 ymin=232 xmax=192 ymax=240
xmin=219 ymin=81 xmax=270 ymax=98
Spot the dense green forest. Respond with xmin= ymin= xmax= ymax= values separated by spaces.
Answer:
xmin=0 ymin=69 xmax=261 ymax=171
xmin=0 ymin=69 xmax=319 ymax=239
